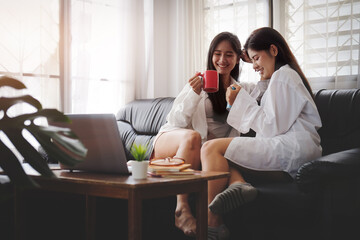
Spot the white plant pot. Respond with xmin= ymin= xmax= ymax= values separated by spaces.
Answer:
xmin=131 ymin=161 xmax=149 ymax=179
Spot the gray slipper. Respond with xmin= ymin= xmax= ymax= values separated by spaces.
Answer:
xmin=208 ymin=224 xmax=230 ymax=240
xmin=209 ymin=182 xmax=257 ymax=215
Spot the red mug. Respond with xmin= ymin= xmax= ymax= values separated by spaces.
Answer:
xmin=198 ymin=70 xmax=219 ymax=93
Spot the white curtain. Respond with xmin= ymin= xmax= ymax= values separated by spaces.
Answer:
xmin=142 ymin=0 xmax=205 ymax=98
xmin=69 ymin=0 xmax=204 ymax=113
xmin=69 ymin=0 xmax=146 ymax=114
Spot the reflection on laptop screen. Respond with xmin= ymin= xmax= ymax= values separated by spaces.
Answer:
xmin=52 ymin=114 xmax=129 ymax=174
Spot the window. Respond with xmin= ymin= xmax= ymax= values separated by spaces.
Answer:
xmin=0 ymin=0 xmax=133 ymax=114
xmin=0 ymin=0 xmax=60 ymax=155
xmin=275 ymin=0 xmax=360 ymax=90
xmin=203 ymin=0 xmax=360 ymax=89
xmin=0 ymin=0 xmax=60 ymax=112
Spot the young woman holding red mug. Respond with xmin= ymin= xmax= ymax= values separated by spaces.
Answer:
xmin=151 ymin=32 xmax=246 ymax=237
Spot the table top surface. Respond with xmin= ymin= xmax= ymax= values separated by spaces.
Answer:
xmin=42 ymin=169 xmax=229 ymax=188
xmin=14 ymin=163 xmax=229 ymax=189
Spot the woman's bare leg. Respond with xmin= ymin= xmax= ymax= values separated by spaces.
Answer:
xmin=200 ymin=138 xmax=247 ymax=227
xmin=228 ymin=165 xmax=246 ymax=184
xmin=153 ymin=129 xmax=201 ymax=236
xmin=201 ymin=138 xmax=233 ymax=227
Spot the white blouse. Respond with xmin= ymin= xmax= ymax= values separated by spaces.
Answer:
xmin=205 ymin=98 xmax=232 ymax=139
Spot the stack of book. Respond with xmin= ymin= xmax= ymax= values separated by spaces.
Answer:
xmin=148 ymin=163 xmax=197 ymax=178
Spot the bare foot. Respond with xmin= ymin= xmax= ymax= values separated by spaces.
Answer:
xmin=175 ymin=208 xmax=196 ymax=237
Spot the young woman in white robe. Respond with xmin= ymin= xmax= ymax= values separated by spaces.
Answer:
xmin=200 ymin=27 xmax=322 ymax=239
xmin=151 ymin=32 xmax=246 ymax=237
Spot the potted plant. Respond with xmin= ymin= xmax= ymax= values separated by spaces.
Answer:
xmin=130 ymin=143 xmax=149 ymax=179
xmin=0 ymin=76 xmax=87 ymax=197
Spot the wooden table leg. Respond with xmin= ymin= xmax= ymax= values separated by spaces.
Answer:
xmin=128 ymin=189 xmax=142 ymax=240
xmin=196 ymin=181 xmax=208 ymax=240
xmin=85 ymin=195 xmax=96 ymax=240
xmin=14 ymin=187 xmax=24 ymax=240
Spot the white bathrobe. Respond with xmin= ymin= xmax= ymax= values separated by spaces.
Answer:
xmin=158 ymin=83 xmax=207 ymax=142
xmin=157 ymin=78 xmax=238 ymax=144
xmin=157 ymin=78 xmax=267 ymax=144
xmin=225 ymin=65 xmax=322 ymax=178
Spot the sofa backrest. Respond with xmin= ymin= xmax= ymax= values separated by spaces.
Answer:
xmin=117 ymin=89 xmax=360 ymax=160
xmin=116 ymin=97 xmax=174 ymax=160
xmin=314 ymin=89 xmax=360 ymax=156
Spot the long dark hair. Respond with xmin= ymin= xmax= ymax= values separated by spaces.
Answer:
xmin=206 ymin=32 xmax=242 ymax=114
xmin=244 ymin=27 xmax=313 ymax=98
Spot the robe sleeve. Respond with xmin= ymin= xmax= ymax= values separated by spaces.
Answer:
xmin=166 ymin=83 xmax=203 ymax=128
xmin=227 ymin=69 xmax=307 ymax=137
xmin=239 ymin=82 xmax=256 ymax=93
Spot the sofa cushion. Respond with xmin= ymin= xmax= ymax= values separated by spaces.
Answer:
xmin=296 ymin=148 xmax=360 ymax=193
xmin=314 ymin=89 xmax=360 ymax=156
xmin=116 ymin=97 xmax=174 ymax=160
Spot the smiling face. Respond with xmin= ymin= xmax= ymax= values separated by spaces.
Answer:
xmin=247 ymin=45 xmax=278 ymax=80
xmin=212 ymin=40 xmax=239 ymax=79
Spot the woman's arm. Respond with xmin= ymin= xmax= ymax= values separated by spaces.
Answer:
xmin=227 ymin=67 xmax=309 ymax=137
xmin=166 ymin=83 xmax=203 ymax=128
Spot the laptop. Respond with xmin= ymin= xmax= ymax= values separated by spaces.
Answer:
xmin=51 ymin=114 xmax=130 ymax=174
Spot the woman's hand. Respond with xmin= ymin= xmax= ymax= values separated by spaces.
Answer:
xmin=226 ymin=84 xmax=241 ymax=106
xmin=240 ymin=49 xmax=252 ymax=63
xmin=188 ymin=72 xmax=202 ymax=95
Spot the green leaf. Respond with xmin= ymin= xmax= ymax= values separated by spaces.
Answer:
xmin=18 ymin=108 xmax=71 ymax=123
xmin=0 ymin=95 xmax=42 ymax=112
xmin=28 ymin=124 xmax=87 ymax=159
xmin=130 ymin=143 xmax=148 ymax=162
xmin=0 ymin=142 xmax=38 ymax=189
xmin=3 ymin=129 xmax=55 ymax=178
xmin=1 ymin=108 xmax=71 ymax=131
xmin=0 ymin=76 xmax=26 ymax=89
xmin=28 ymin=126 xmax=87 ymax=166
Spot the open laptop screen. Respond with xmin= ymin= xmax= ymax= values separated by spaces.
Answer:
xmin=51 ymin=114 xmax=129 ymax=174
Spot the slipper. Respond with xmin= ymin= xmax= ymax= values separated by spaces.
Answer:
xmin=209 ymin=182 xmax=257 ymax=215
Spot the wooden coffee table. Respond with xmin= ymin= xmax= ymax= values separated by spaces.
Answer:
xmin=13 ymin=169 xmax=229 ymax=240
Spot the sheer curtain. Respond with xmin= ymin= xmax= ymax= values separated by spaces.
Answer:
xmin=143 ymin=0 xmax=205 ymax=98
xmin=69 ymin=0 xmax=196 ymax=110
xmin=69 ymin=0 xmax=145 ymax=113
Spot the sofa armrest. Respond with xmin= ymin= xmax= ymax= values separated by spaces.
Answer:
xmin=296 ymin=148 xmax=360 ymax=193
